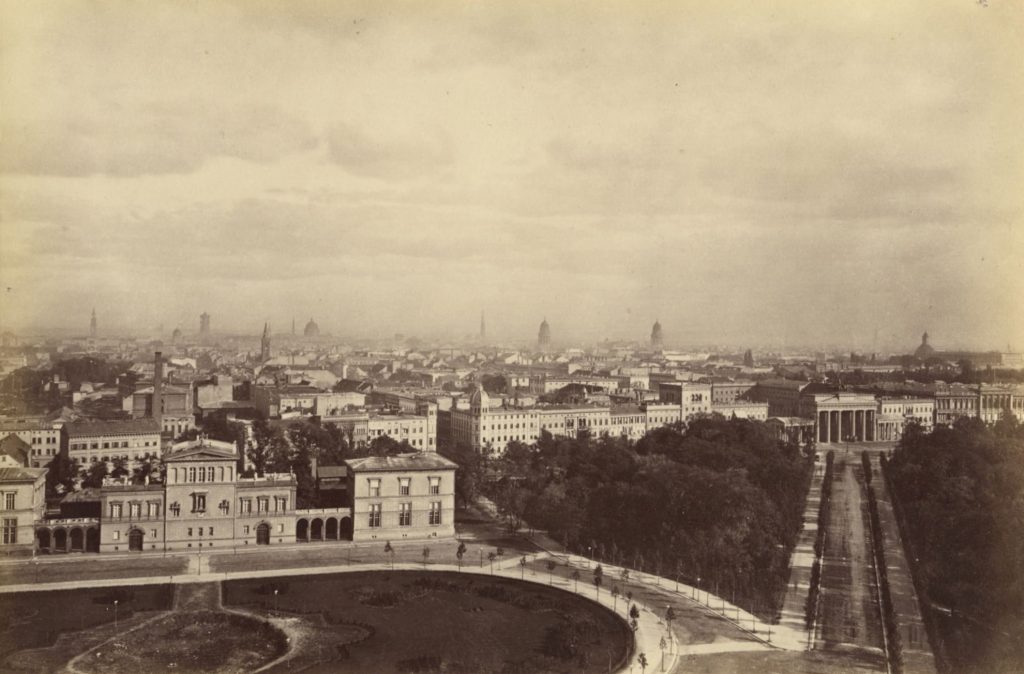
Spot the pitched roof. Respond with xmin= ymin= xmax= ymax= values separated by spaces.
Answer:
xmin=164 ymin=438 xmax=238 ymax=462
xmin=0 ymin=466 xmax=46 ymax=482
xmin=65 ymin=419 xmax=161 ymax=438
xmin=345 ymin=452 xmax=457 ymax=473
xmin=0 ymin=434 xmax=31 ymax=466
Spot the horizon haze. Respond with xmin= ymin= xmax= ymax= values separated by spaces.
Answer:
xmin=1 ymin=1 xmax=1022 ymax=352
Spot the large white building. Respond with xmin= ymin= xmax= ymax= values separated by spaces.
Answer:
xmin=876 ymin=397 xmax=935 ymax=441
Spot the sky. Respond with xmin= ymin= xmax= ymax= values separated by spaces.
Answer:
xmin=1 ymin=0 xmax=1022 ymax=351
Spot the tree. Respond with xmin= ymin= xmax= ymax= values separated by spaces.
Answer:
xmin=546 ymin=558 xmax=557 ymax=585
xmin=45 ymin=454 xmax=80 ymax=495
xmin=611 ymin=584 xmax=620 ymax=612
xmin=519 ymin=555 xmax=527 ymax=579
xmin=630 ymin=603 xmax=640 ymax=625
xmin=493 ymin=480 xmax=529 ymax=534
xmin=456 ymin=541 xmax=466 ymax=570
xmin=82 ymin=461 xmax=109 ymax=488
xmin=593 ymin=564 xmax=604 ymax=598
xmin=571 ymin=569 xmax=581 ymax=593
xmin=620 ymin=568 xmax=630 ymax=584
xmin=249 ymin=419 xmax=288 ymax=477
xmin=384 ymin=540 xmax=394 ymax=569
xmin=439 ymin=441 xmax=483 ymax=508
xmin=110 ymin=457 xmax=129 ymax=479
xmin=639 ymin=651 xmax=648 ymax=672
xmin=665 ymin=605 xmax=677 ymax=638
xmin=421 ymin=546 xmax=430 ymax=568
xmin=487 ymin=551 xmax=497 ymax=575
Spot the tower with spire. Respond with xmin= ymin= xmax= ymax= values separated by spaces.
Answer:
xmin=90 ymin=308 xmax=97 ymax=338
xmin=538 ymin=318 xmax=551 ymax=351
xmin=260 ymin=322 xmax=272 ymax=361
xmin=650 ymin=319 xmax=663 ymax=349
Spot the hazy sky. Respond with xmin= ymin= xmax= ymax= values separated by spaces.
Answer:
xmin=1 ymin=0 xmax=1021 ymax=350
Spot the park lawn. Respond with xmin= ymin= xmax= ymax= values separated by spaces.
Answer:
xmin=76 ymin=610 xmax=286 ymax=674
xmin=0 ymin=584 xmax=172 ymax=655
xmin=226 ymin=570 xmax=631 ymax=674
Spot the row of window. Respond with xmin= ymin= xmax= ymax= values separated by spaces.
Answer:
xmin=367 ymin=476 xmax=441 ymax=497
xmin=28 ymin=436 xmax=58 ymax=445
xmin=367 ymin=502 xmax=443 ymax=527
xmin=69 ymin=439 xmax=158 ymax=451
xmin=170 ymin=466 xmax=234 ymax=484
xmin=109 ymin=495 xmax=288 ymax=519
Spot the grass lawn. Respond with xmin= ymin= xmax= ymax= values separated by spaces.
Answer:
xmin=76 ymin=610 xmax=286 ymax=674
xmin=0 ymin=584 xmax=173 ymax=655
xmin=225 ymin=570 xmax=632 ymax=673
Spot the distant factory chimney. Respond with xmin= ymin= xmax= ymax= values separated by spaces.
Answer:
xmin=90 ymin=308 xmax=97 ymax=338
xmin=153 ymin=351 xmax=164 ymax=434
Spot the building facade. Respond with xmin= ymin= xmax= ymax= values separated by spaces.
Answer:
xmin=63 ymin=419 xmax=162 ymax=468
xmin=0 ymin=466 xmax=47 ymax=554
xmin=346 ymin=453 xmax=456 ymax=542
xmin=0 ymin=417 xmax=61 ymax=468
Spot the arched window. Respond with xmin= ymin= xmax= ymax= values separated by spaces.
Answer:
xmin=189 ymin=467 xmax=196 ymax=482
xmin=208 ymin=467 xmax=215 ymax=482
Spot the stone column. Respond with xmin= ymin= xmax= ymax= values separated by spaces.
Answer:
xmin=860 ymin=410 xmax=867 ymax=442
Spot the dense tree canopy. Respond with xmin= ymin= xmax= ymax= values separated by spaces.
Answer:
xmin=887 ymin=415 xmax=1024 ymax=672
xmin=478 ymin=416 xmax=812 ymax=616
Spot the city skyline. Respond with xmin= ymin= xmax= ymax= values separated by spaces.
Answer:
xmin=2 ymin=1 xmax=1022 ymax=349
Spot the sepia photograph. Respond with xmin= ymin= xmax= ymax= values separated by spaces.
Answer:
xmin=0 ymin=1 xmax=1021 ymax=672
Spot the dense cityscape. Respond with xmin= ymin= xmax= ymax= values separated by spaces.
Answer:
xmin=2 ymin=2 xmax=1022 ymax=673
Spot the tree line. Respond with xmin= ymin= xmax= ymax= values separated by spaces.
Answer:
xmin=885 ymin=415 xmax=1024 ymax=673
xmin=446 ymin=416 xmax=814 ymax=619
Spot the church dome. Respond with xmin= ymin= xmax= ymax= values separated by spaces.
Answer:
xmin=914 ymin=332 xmax=935 ymax=359
xmin=304 ymin=317 xmax=320 ymax=338
xmin=538 ymin=318 xmax=551 ymax=346
xmin=470 ymin=384 xmax=490 ymax=412
xmin=651 ymin=320 xmax=663 ymax=346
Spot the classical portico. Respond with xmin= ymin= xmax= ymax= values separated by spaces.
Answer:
xmin=803 ymin=393 xmax=879 ymax=444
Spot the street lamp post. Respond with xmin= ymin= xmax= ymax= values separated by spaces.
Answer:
xmin=274 ymin=588 xmax=279 ymax=613
xmin=113 ymin=599 xmax=119 ymax=634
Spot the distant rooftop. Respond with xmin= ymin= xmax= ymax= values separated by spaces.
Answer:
xmin=345 ymin=452 xmax=457 ymax=473
xmin=65 ymin=419 xmax=161 ymax=437
xmin=0 ymin=466 xmax=47 ymax=482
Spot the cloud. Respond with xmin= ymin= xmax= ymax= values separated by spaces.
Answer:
xmin=0 ymin=102 xmax=317 ymax=177
xmin=326 ymin=123 xmax=453 ymax=180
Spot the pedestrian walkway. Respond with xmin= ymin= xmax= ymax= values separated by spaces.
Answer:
xmin=778 ymin=454 xmax=826 ymax=646
xmin=873 ymin=457 xmax=937 ymax=674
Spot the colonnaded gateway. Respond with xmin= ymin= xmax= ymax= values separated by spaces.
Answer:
xmin=34 ymin=438 xmax=456 ymax=554
xmin=801 ymin=392 xmax=879 ymax=444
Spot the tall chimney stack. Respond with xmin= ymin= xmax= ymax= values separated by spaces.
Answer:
xmin=153 ymin=351 xmax=164 ymax=435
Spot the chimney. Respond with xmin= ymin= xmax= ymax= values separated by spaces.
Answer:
xmin=153 ymin=351 xmax=164 ymax=434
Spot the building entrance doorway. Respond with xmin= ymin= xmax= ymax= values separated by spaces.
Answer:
xmin=256 ymin=522 xmax=270 ymax=545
